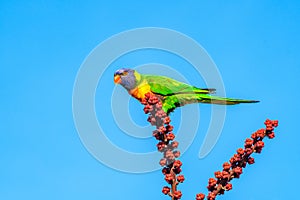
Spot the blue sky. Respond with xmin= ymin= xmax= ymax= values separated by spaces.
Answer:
xmin=1 ymin=1 xmax=300 ymax=200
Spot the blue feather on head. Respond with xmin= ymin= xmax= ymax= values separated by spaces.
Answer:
xmin=114 ymin=68 xmax=136 ymax=90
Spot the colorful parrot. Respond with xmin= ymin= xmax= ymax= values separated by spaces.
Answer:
xmin=114 ymin=68 xmax=259 ymax=114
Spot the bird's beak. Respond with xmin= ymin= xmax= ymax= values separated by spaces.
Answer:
xmin=114 ymin=75 xmax=121 ymax=84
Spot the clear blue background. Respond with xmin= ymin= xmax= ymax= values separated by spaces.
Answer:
xmin=1 ymin=1 xmax=299 ymax=199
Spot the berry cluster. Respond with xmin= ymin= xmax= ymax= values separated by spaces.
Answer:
xmin=196 ymin=119 xmax=279 ymax=200
xmin=142 ymin=92 xmax=184 ymax=200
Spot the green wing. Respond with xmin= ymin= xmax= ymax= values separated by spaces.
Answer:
xmin=143 ymin=75 xmax=215 ymax=95
xmin=142 ymin=74 xmax=258 ymax=114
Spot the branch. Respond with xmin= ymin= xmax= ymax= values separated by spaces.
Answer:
xmin=142 ymin=92 xmax=183 ymax=200
xmin=196 ymin=119 xmax=279 ymax=200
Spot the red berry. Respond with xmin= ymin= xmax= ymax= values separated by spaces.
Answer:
xmin=159 ymin=158 xmax=167 ymax=166
xmin=196 ymin=193 xmax=205 ymax=200
xmin=247 ymin=157 xmax=255 ymax=164
xmin=225 ymin=183 xmax=233 ymax=191
xmin=152 ymin=131 xmax=161 ymax=140
xmin=173 ymin=190 xmax=182 ymax=199
xmin=147 ymin=116 xmax=156 ymax=126
xmin=165 ymin=150 xmax=175 ymax=160
xmin=171 ymin=141 xmax=179 ymax=148
xmin=173 ymin=160 xmax=182 ymax=168
xmin=164 ymin=173 xmax=174 ymax=184
xmin=208 ymin=178 xmax=217 ymax=185
xmin=158 ymin=126 xmax=167 ymax=133
xmin=145 ymin=92 xmax=151 ymax=99
xmin=141 ymin=98 xmax=148 ymax=105
xmin=233 ymin=167 xmax=243 ymax=176
xmin=214 ymin=171 xmax=222 ymax=179
xmin=256 ymin=129 xmax=265 ymax=138
xmin=207 ymin=178 xmax=217 ymax=190
xmin=267 ymin=132 xmax=275 ymax=139
xmin=251 ymin=132 xmax=257 ymax=139
xmin=237 ymin=148 xmax=244 ymax=155
xmin=256 ymin=141 xmax=265 ymax=148
xmin=244 ymin=138 xmax=254 ymax=147
xmin=173 ymin=150 xmax=181 ymax=158
xmin=264 ymin=119 xmax=272 ymax=125
xmin=255 ymin=147 xmax=263 ymax=153
xmin=232 ymin=154 xmax=242 ymax=162
xmin=166 ymin=125 xmax=174 ymax=132
xmin=266 ymin=124 xmax=274 ymax=131
xmin=162 ymin=167 xmax=170 ymax=175
xmin=221 ymin=171 xmax=230 ymax=179
xmin=207 ymin=192 xmax=216 ymax=200
xmin=162 ymin=186 xmax=170 ymax=195
xmin=166 ymin=133 xmax=175 ymax=141
xmin=272 ymin=120 xmax=278 ymax=127
xmin=244 ymin=148 xmax=253 ymax=155
xmin=143 ymin=105 xmax=152 ymax=114
xmin=223 ymin=162 xmax=231 ymax=171
xmin=164 ymin=117 xmax=171 ymax=124
xmin=156 ymin=101 xmax=163 ymax=109
xmin=173 ymin=167 xmax=182 ymax=174
xmin=148 ymin=95 xmax=159 ymax=105
xmin=157 ymin=142 xmax=166 ymax=151
xmin=177 ymin=175 xmax=185 ymax=183
xmin=155 ymin=110 xmax=166 ymax=118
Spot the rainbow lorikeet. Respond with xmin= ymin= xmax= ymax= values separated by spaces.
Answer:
xmin=114 ymin=68 xmax=259 ymax=114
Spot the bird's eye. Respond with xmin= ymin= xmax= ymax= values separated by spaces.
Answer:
xmin=122 ymin=71 xmax=128 ymax=76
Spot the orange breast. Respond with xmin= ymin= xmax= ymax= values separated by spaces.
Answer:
xmin=129 ymin=84 xmax=151 ymax=100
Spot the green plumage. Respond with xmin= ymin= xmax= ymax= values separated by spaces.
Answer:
xmin=141 ymin=74 xmax=258 ymax=114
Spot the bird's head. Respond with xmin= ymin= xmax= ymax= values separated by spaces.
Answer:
xmin=114 ymin=68 xmax=138 ymax=90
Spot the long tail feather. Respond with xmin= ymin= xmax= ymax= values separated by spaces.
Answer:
xmin=199 ymin=96 xmax=259 ymax=105
xmin=162 ymin=94 xmax=259 ymax=114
